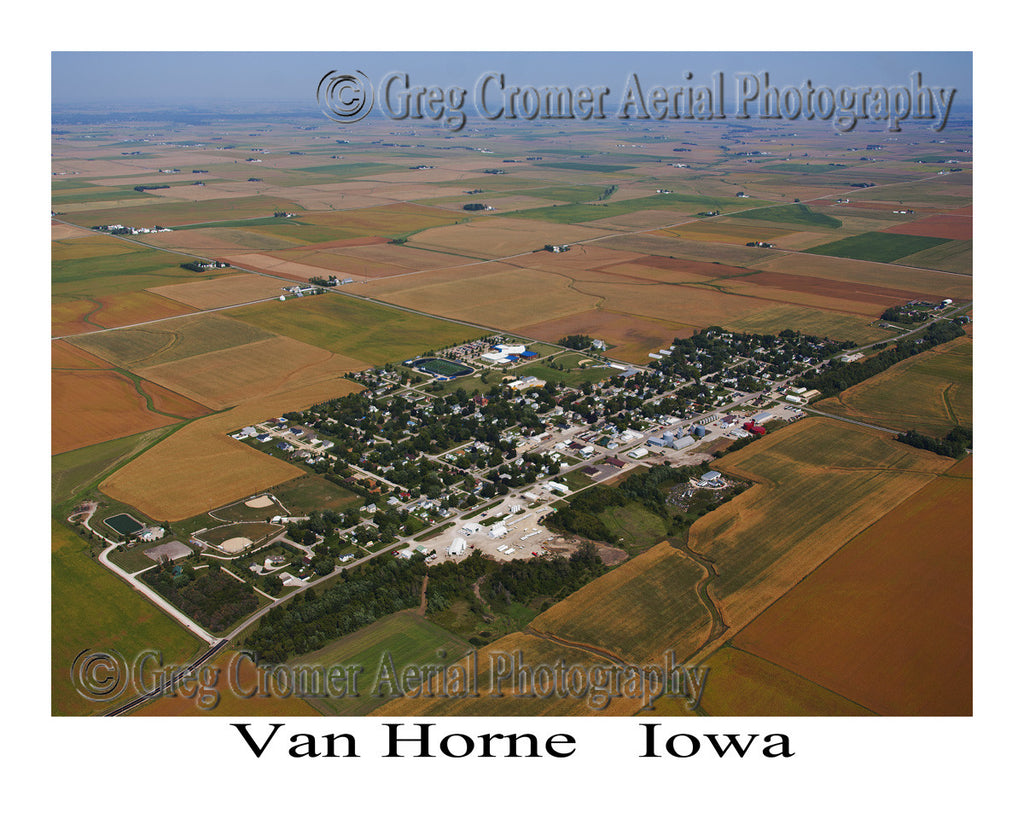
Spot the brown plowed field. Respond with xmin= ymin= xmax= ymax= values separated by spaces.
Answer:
xmin=882 ymin=214 xmax=972 ymax=240
xmin=52 ymin=369 xmax=189 ymax=455
xmin=53 ymin=291 xmax=196 ymax=337
xmin=731 ymin=457 xmax=971 ymax=715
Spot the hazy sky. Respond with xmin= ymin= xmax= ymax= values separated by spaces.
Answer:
xmin=52 ymin=52 xmax=972 ymax=109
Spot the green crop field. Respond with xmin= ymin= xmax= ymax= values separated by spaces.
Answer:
xmin=805 ymin=231 xmax=950 ymax=263
xmin=537 ymin=161 xmax=636 ymax=172
xmin=52 ymin=520 xmax=203 ymax=716
xmin=290 ymin=611 xmax=472 ymax=716
xmin=229 ymin=294 xmax=476 ymax=364
xmin=507 ymin=192 xmax=772 ymax=224
xmin=762 ymin=163 xmax=849 ymax=173
xmin=733 ymin=203 xmax=843 ymax=229
xmin=53 ymin=238 xmax=221 ymax=300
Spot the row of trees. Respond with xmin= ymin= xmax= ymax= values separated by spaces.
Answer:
xmin=795 ymin=321 xmax=965 ymax=398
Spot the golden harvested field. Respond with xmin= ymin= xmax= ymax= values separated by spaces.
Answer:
xmin=219 ymin=252 xmax=361 ymax=283
xmin=725 ymin=304 xmax=890 ymax=343
xmin=304 ymin=242 xmax=472 ymax=273
xmin=814 ymin=336 xmax=972 ymax=437
xmin=68 ymin=313 xmax=276 ymax=369
xmin=141 ymin=226 xmax=306 ymax=254
xmin=135 ymin=335 xmax=369 ymax=410
xmin=665 ymin=219 xmax=794 ymax=245
xmin=297 ymin=202 xmax=464 ymax=234
xmin=530 ymin=542 xmax=711 ymax=665
xmin=894 ymin=239 xmax=973 ymax=275
xmin=407 ymin=216 xmax=612 ymax=258
xmin=100 ymin=378 xmax=365 ymax=521
xmin=582 ymin=209 xmax=698 ymax=231
xmin=690 ymin=418 xmax=954 ymax=636
xmin=731 ymin=457 xmax=971 ymax=715
xmin=685 ymin=645 xmax=874 ymax=716
xmin=358 ymin=262 xmax=597 ymax=329
xmin=51 ymin=221 xmax=96 ymax=240
xmin=598 ymin=231 xmax=777 ymax=265
xmin=147 ymin=273 xmax=292 ymax=310
xmin=771 ymin=230 xmax=847 ymax=251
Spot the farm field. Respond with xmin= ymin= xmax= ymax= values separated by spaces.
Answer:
xmin=804 ymin=231 xmax=952 ymax=264
xmin=729 ymin=456 xmax=972 ymax=715
xmin=529 ymin=541 xmax=711 ymax=664
xmin=679 ymin=645 xmax=874 ymax=716
xmin=67 ymin=312 xmax=276 ymax=369
xmin=813 ymin=335 xmax=972 ymax=437
xmin=371 ymin=630 xmax=645 ymax=717
xmin=404 ymin=216 xmax=612 ymax=258
xmin=229 ymin=294 xmax=476 ymax=364
xmin=132 ymin=334 xmax=368 ymax=410
xmin=690 ymin=417 xmax=953 ymax=634
xmin=52 ymin=425 xmax=182 ymax=510
xmin=146 ymin=273 xmax=291 ymax=309
xmin=753 ymin=251 xmax=973 ymax=299
xmin=293 ymin=612 xmax=473 ymax=716
xmin=52 ymin=521 xmax=203 ymax=716
xmin=99 ymin=378 xmax=365 ymax=522
xmin=52 ymin=351 xmax=210 ymax=455
xmin=883 ymin=213 xmax=972 ymax=240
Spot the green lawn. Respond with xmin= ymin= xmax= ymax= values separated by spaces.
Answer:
xmin=597 ymin=501 xmax=670 ymax=554
xmin=270 ymin=475 xmax=363 ymax=515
